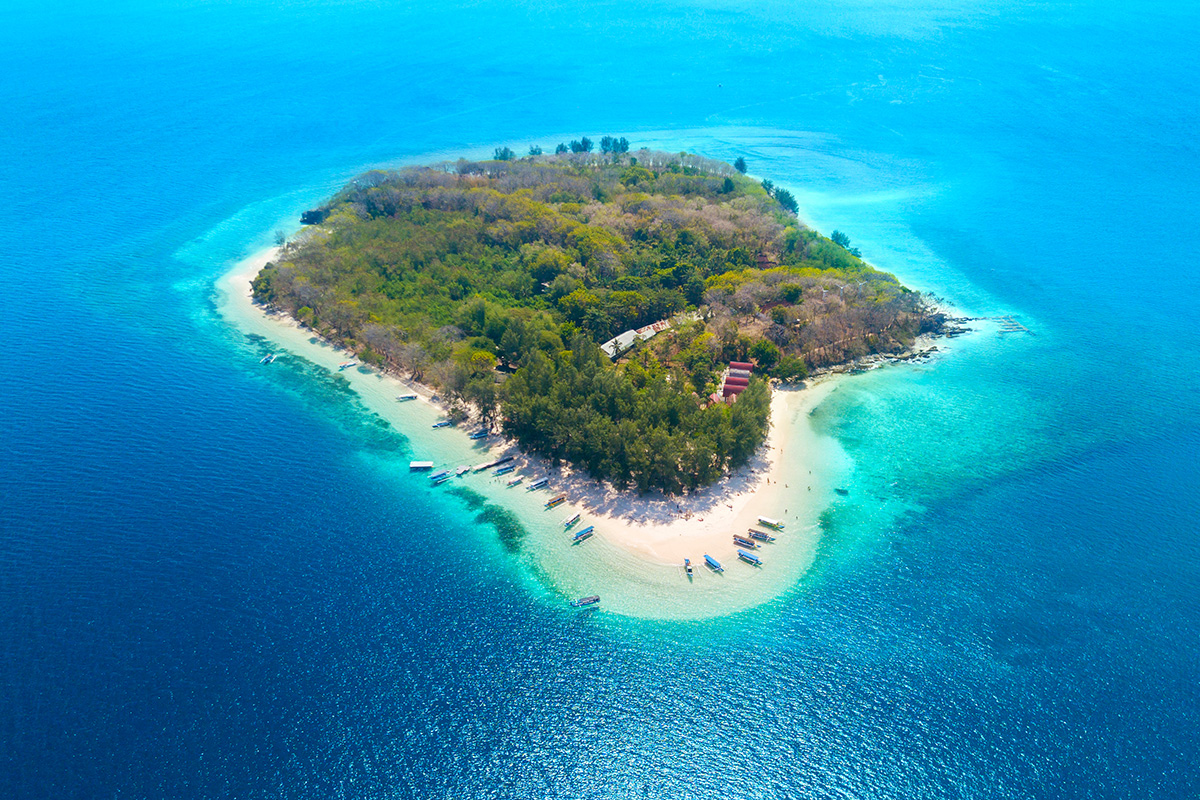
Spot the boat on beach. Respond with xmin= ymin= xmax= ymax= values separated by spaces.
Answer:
xmin=570 ymin=595 xmax=600 ymax=608
xmin=757 ymin=516 xmax=785 ymax=530
xmin=572 ymin=525 xmax=595 ymax=542
xmin=545 ymin=494 xmax=567 ymax=509
xmin=737 ymin=548 xmax=762 ymax=566
xmin=495 ymin=465 xmax=516 ymax=476
xmin=469 ymin=430 xmax=489 ymax=440
xmin=747 ymin=529 xmax=775 ymax=542
xmin=506 ymin=477 xmax=523 ymax=487
xmin=431 ymin=420 xmax=453 ymax=429
xmin=409 ymin=461 xmax=434 ymax=471
xmin=732 ymin=535 xmax=759 ymax=549
xmin=396 ymin=393 xmax=418 ymax=401
xmin=338 ymin=361 xmax=356 ymax=370
xmin=704 ymin=554 xmax=723 ymax=573
xmin=563 ymin=512 xmax=581 ymax=528
xmin=684 ymin=558 xmax=693 ymax=576
xmin=527 ymin=477 xmax=549 ymax=491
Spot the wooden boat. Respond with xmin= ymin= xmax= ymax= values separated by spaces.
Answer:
xmin=732 ymin=535 xmax=759 ymax=549
xmin=572 ymin=525 xmax=595 ymax=542
xmin=737 ymin=548 xmax=762 ymax=566
xmin=747 ymin=529 xmax=775 ymax=542
xmin=570 ymin=595 xmax=600 ymax=608
xmin=563 ymin=513 xmax=581 ymax=528
xmin=545 ymin=494 xmax=567 ymax=509
xmin=704 ymin=554 xmax=723 ymax=573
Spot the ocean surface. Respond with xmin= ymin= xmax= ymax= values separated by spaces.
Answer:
xmin=3 ymin=0 xmax=1199 ymax=796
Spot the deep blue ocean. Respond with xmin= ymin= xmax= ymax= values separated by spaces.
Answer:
xmin=3 ymin=0 xmax=1199 ymax=796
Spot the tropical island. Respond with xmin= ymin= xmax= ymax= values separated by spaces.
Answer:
xmin=251 ymin=140 xmax=944 ymax=495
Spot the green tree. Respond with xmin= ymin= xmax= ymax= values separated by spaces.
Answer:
xmin=734 ymin=156 xmax=747 ymax=173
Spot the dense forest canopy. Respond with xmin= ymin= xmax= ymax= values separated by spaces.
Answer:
xmin=253 ymin=146 xmax=943 ymax=493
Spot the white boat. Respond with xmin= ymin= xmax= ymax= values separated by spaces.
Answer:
xmin=757 ymin=516 xmax=785 ymax=530
xmin=527 ymin=477 xmax=549 ymax=490
xmin=506 ymin=477 xmax=523 ymax=487
xmin=259 ymin=353 xmax=276 ymax=364
xmin=338 ymin=361 xmax=356 ymax=370
xmin=563 ymin=513 xmax=581 ymax=528
xmin=409 ymin=461 xmax=434 ymax=471
xmin=396 ymin=393 xmax=418 ymax=401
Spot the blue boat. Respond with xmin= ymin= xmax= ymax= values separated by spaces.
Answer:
xmin=527 ymin=477 xmax=549 ymax=490
xmin=684 ymin=558 xmax=693 ymax=576
xmin=563 ymin=512 xmax=581 ymax=528
xmin=431 ymin=420 xmax=453 ymax=429
xmin=572 ymin=525 xmax=594 ymax=542
xmin=469 ymin=430 xmax=488 ymax=440
xmin=495 ymin=465 xmax=516 ymax=476
xmin=432 ymin=475 xmax=450 ymax=485
xmin=737 ymin=549 xmax=762 ymax=566
xmin=748 ymin=529 xmax=775 ymax=542
xmin=733 ymin=534 xmax=758 ymax=549
xmin=428 ymin=470 xmax=450 ymax=481
xmin=570 ymin=595 xmax=600 ymax=608
xmin=704 ymin=554 xmax=723 ymax=572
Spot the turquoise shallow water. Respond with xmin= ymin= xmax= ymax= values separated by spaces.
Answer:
xmin=3 ymin=0 xmax=1199 ymax=796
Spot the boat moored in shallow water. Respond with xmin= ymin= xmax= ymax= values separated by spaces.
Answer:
xmin=572 ymin=525 xmax=594 ymax=542
xmin=563 ymin=512 xmax=581 ymax=528
xmin=396 ymin=393 xmax=418 ymax=401
xmin=527 ymin=477 xmax=549 ymax=490
xmin=737 ymin=549 xmax=762 ymax=566
xmin=338 ymin=361 xmax=356 ymax=370
xmin=684 ymin=558 xmax=693 ymax=576
xmin=506 ymin=477 xmax=523 ymax=487
xmin=704 ymin=554 xmax=723 ymax=572
xmin=748 ymin=529 xmax=775 ymax=542
xmin=495 ymin=465 xmax=515 ymax=476
xmin=545 ymin=494 xmax=567 ymax=509
xmin=757 ymin=516 xmax=785 ymax=530
xmin=570 ymin=595 xmax=600 ymax=608
xmin=409 ymin=461 xmax=434 ymax=471
xmin=429 ymin=469 xmax=450 ymax=481
xmin=469 ymin=430 xmax=489 ymax=440
xmin=431 ymin=420 xmax=453 ymax=428
xmin=259 ymin=353 xmax=276 ymax=364
xmin=732 ymin=535 xmax=759 ymax=549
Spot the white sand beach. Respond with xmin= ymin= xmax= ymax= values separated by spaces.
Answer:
xmin=218 ymin=247 xmax=851 ymax=618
